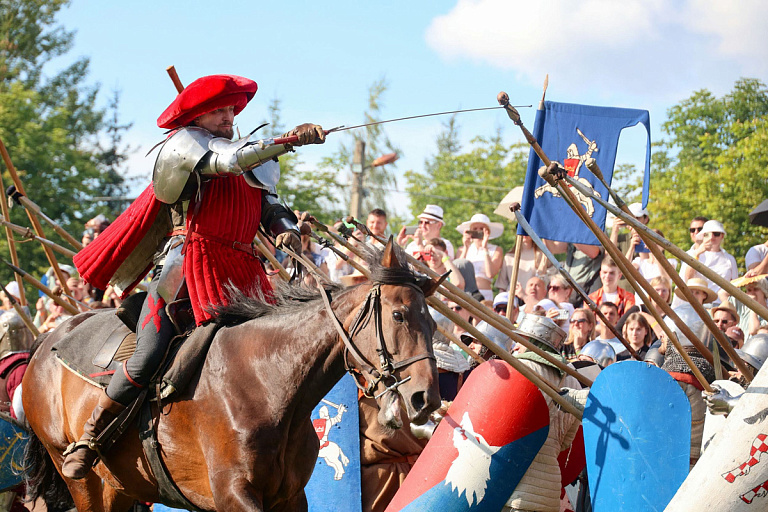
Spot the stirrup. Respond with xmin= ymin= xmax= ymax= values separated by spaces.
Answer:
xmin=63 ymin=437 xmax=102 ymax=458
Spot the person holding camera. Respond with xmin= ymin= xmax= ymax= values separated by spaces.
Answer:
xmin=397 ymin=204 xmax=455 ymax=260
xmin=456 ymin=213 xmax=504 ymax=301
xmin=421 ymin=238 xmax=464 ymax=292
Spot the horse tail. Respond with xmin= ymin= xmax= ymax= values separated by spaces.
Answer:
xmin=22 ymin=428 xmax=74 ymax=511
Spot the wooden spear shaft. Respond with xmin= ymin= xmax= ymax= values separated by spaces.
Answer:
xmin=0 ymin=139 xmax=76 ymax=307
xmin=0 ymin=219 xmax=77 ymax=258
xmin=253 ymin=233 xmax=291 ymax=281
xmin=2 ymin=260 xmax=79 ymax=316
xmin=0 ymin=165 xmax=26 ymax=306
xmin=507 ymin=235 xmax=523 ymax=323
xmin=14 ymin=194 xmax=82 ymax=250
xmin=512 ymin=205 xmax=640 ymax=359
xmin=499 ymin=103 xmax=717 ymax=369
xmin=580 ymin=160 xmax=754 ymax=381
xmin=540 ymin=168 xmax=713 ymax=391
xmin=0 ymin=283 xmax=38 ymax=337
xmin=332 ymin=219 xmax=592 ymax=388
xmin=343 ymin=218 xmax=593 ymax=388
xmin=429 ymin=298 xmax=583 ymax=419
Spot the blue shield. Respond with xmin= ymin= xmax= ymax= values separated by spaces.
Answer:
xmin=306 ymin=374 xmax=362 ymax=512
xmin=0 ymin=412 xmax=27 ymax=492
xmin=583 ymin=361 xmax=690 ymax=511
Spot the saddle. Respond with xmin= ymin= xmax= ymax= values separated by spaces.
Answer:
xmin=53 ymin=292 xmax=217 ymax=398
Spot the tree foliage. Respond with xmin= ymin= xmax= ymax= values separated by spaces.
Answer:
xmin=319 ymin=78 xmax=400 ymax=216
xmin=650 ymin=78 xmax=768 ymax=267
xmin=404 ymin=118 xmax=528 ymax=252
xmin=0 ymin=0 xmax=131 ymax=284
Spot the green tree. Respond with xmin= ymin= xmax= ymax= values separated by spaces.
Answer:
xmin=320 ymin=77 xmax=400 ymax=216
xmin=404 ymin=118 xmax=528 ymax=252
xmin=651 ymin=78 xmax=768 ymax=266
xmin=0 ymin=0 xmax=130 ymax=284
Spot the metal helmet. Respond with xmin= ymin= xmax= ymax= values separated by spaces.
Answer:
xmin=461 ymin=321 xmax=514 ymax=360
xmin=663 ymin=304 xmax=712 ymax=349
xmin=579 ymin=340 xmax=616 ymax=368
xmin=0 ymin=310 xmax=34 ymax=357
xmin=514 ymin=313 xmax=567 ymax=351
xmin=566 ymin=143 xmax=579 ymax=159
xmin=429 ymin=307 xmax=454 ymax=334
xmin=644 ymin=347 xmax=665 ymax=367
xmin=736 ymin=333 xmax=768 ymax=371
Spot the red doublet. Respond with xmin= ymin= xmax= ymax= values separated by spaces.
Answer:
xmin=185 ymin=175 xmax=272 ymax=324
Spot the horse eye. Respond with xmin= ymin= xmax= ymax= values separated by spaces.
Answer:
xmin=392 ymin=311 xmax=405 ymax=323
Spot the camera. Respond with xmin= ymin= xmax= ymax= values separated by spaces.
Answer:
xmin=468 ymin=229 xmax=483 ymax=240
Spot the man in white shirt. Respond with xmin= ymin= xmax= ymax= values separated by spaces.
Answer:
xmin=396 ymin=204 xmax=454 ymax=259
xmin=683 ymin=220 xmax=738 ymax=304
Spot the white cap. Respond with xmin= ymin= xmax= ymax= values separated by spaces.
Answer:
xmin=628 ymin=202 xmax=649 ymax=218
xmin=493 ymin=292 xmax=509 ymax=308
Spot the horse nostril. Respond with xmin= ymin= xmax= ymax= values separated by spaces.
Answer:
xmin=410 ymin=391 xmax=427 ymax=413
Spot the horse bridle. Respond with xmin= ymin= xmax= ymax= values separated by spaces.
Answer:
xmin=319 ymin=282 xmax=435 ymax=399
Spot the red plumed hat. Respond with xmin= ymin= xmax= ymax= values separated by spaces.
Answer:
xmin=157 ymin=74 xmax=258 ymax=129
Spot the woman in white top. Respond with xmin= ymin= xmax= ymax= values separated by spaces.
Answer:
xmin=456 ymin=213 xmax=504 ymax=301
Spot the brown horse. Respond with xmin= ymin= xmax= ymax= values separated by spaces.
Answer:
xmin=22 ymin=242 xmax=441 ymax=511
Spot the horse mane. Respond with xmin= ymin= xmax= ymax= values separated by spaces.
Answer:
xmin=212 ymin=243 xmax=423 ymax=325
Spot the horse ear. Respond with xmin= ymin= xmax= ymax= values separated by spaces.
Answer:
xmin=421 ymin=271 xmax=450 ymax=297
xmin=381 ymin=236 xmax=400 ymax=268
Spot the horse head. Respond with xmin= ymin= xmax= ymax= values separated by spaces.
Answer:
xmin=343 ymin=238 xmax=442 ymax=429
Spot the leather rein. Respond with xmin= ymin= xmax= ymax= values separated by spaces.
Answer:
xmin=319 ymin=281 xmax=435 ymax=399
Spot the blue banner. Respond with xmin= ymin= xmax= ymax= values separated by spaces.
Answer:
xmin=517 ymin=101 xmax=651 ymax=245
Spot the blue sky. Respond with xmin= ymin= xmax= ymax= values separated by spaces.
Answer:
xmin=53 ymin=0 xmax=768 ymax=218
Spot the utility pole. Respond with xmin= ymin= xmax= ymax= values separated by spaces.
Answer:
xmin=349 ymin=140 xmax=365 ymax=219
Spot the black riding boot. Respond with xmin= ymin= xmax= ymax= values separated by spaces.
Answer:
xmin=61 ymin=390 xmax=125 ymax=480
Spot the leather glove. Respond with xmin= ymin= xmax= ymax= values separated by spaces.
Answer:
xmin=282 ymin=124 xmax=326 ymax=146
xmin=296 ymin=211 xmax=316 ymax=236
xmin=275 ymin=230 xmax=301 ymax=254
xmin=703 ymin=384 xmax=739 ymax=416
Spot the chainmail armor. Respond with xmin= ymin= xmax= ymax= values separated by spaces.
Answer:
xmin=662 ymin=344 xmax=716 ymax=383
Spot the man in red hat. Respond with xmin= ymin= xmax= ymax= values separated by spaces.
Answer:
xmin=65 ymin=74 xmax=324 ymax=479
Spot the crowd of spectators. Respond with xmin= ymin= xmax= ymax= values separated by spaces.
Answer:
xmin=285 ymin=202 xmax=768 ymax=387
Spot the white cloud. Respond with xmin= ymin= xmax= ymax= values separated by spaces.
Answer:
xmin=425 ymin=0 xmax=768 ymax=99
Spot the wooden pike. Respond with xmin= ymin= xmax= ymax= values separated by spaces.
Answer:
xmin=581 ymin=159 xmax=754 ymax=382
xmin=166 ymin=66 xmax=185 ymax=94
xmin=1 ymin=259 xmax=79 ymax=316
xmin=7 ymin=190 xmax=82 ymax=250
xmin=0 ymin=161 xmax=26 ymax=306
xmin=429 ymin=299 xmax=583 ymax=419
xmin=512 ymin=204 xmax=640 ymax=360
xmin=0 ymin=219 xmax=77 ymax=258
xmin=253 ymin=233 xmax=291 ymax=281
xmin=344 ymin=217 xmax=593 ymax=388
xmin=499 ymin=91 xmax=716 ymax=388
xmin=436 ymin=325 xmax=484 ymax=365
xmin=0 ymin=138 xmax=76 ymax=307
xmin=0 ymin=282 xmax=38 ymax=337
xmin=538 ymin=165 xmax=713 ymax=392
xmin=581 ymin=159 xmax=768 ymax=324
xmin=507 ymin=234 xmax=523 ymax=324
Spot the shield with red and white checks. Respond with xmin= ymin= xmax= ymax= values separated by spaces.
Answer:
xmin=667 ymin=363 xmax=768 ymax=511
